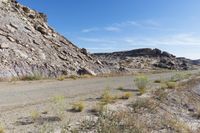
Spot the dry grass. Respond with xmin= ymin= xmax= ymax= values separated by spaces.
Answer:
xmin=100 ymin=89 xmax=116 ymax=105
xmin=30 ymin=110 xmax=40 ymax=121
xmin=0 ymin=125 xmax=4 ymax=133
xmin=120 ymin=92 xmax=132 ymax=99
xmin=166 ymin=81 xmax=177 ymax=89
xmin=134 ymin=75 xmax=149 ymax=95
xmin=20 ymin=73 xmax=42 ymax=81
xmin=71 ymin=101 xmax=85 ymax=112
xmin=57 ymin=75 xmax=66 ymax=81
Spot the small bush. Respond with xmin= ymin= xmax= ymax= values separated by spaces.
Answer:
xmin=31 ymin=110 xmax=40 ymax=121
xmin=117 ymin=86 xmax=124 ymax=90
xmin=100 ymin=89 xmax=116 ymax=105
xmin=90 ymin=103 xmax=105 ymax=115
xmin=170 ymin=72 xmax=191 ymax=82
xmin=166 ymin=81 xmax=177 ymax=89
xmin=0 ymin=125 xmax=4 ymax=133
xmin=20 ymin=73 xmax=42 ymax=81
xmin=52 ymin=95 xmax=65 ymax=104
xmin=72 ymin=101 xmax=85 ymax=112
xmin=69 ymin=75 xmax=77 ymax=80
xmin=120 ymin=92 xmax=132 ymax=100
xmin=154 ymin=79 xmax=162 ymax=83
xmin=57 ymin=75 xmax=65 ymax=81
xmin=134 ymin=76 xmax=149 ymax=95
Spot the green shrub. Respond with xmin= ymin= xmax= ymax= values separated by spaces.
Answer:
xmin=134 ymin=76 xmax=149 ymax=95
xmin=166 ymin=81 xmax=177 ymax=89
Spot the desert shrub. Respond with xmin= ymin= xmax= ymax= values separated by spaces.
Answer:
xmin=154 ymin=79 xmax=162 ymax=83
xmin=57 ymin=75 xmax=65 ymax=81
xmin=170 ymin=72 xmax=191 ymax=82
xmin=0 ymin=125 xmax=4 ymax=133
xmin=90 ymin=103 xmax=106 ymax=115
xmin=166 ymin=81 xmax=177 ymax=89
xmin=120 ymin=92 xmax=132 ymax=100
xmin=80 ymin=74 xmax=92 ymax=78
xmin=116 ymin=86 xmax=124 ymax=90
xmin=71 ymin=101 xmax=85 ymax=112
xmin=100 ymin=89 xmax=116 ymax=105
xmin=31 ymin=110 xmax=40 ymax=121
xmin=20 ymin=73 xmax=42 ymax=81
xmin=134 ymin=75 xmax=149 ymax=95
xmin=78 ymin=110 xmax=145 ymax=133
xmin=69 ymin=75 xmax=78 ymax=80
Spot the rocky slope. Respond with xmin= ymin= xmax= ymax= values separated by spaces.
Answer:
xmin=93 ymin=48 xmax=192 ymax=73
xmin=0 ymin=0 xmax=108 ymax=79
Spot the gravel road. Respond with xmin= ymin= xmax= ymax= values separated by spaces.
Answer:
xmin=0 ymin=72 xmax=181 ymax=111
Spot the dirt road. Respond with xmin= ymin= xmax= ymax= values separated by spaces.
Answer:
xmin=0 ymin=72 xmax=181 ymax=111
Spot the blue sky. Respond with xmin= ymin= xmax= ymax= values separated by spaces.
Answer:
xmin=18 ymin=0 xmax=200 ymax=59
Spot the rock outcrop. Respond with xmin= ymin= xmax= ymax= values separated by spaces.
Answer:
xmin=93 ymin=48 xmax=193 ymax=73
xmin=0 ymin=0 xmax=107 ymax=79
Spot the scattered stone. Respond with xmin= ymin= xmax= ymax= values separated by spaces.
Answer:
xmin=0 ymin=43 xmax=9 ymax=49
xmin=78 ymin=67 xmax=96 ymax=76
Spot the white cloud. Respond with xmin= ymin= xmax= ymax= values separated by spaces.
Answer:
xmin=81 ymin=19 xmax=163 ymax=33
xmin=104 ymin=26 xmax=120 ymax=32
xmin=82 ymin=28 xmax=99 ymax=33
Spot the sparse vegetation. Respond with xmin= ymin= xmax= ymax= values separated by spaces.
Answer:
xmin=120 ymin=92 xmax=132 ymax=99
xmin=134 ymin=75 xmax=149 ymax=95
xmin=69 ymin=75 xmax=78 ymax=80
xmin=31 ymin=110 xmax=40 ymax=121
xmin=0 ymin=124 xmax=4 ymax=133
xmin=57 ymin=75 xmax=66 ymax=81
xmin=20 ymin=73 xmax=42 ymax=81
xmin=71 ymin=101 xmax=85 ymax=112
xmin=166 ymin=81 xmax=177 ymax=89
xmin=100 ymin=89 xmax=116 ymax=105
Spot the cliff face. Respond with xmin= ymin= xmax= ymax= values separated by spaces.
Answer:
xmin=0 ymin=0 xmax=107 ymax=79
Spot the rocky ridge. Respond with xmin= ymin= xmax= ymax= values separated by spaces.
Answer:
xmin=93 ymin=48 xmax=193 ymax=73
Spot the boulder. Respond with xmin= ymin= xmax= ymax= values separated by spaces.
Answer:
xmin=77 ymin=67 xmax=96 ymax=76
xmin=0 ymin=43 xmax=9 ymax=49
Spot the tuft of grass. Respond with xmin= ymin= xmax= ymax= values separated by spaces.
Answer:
xmin=134 ymin=75 xmax=149 ymax=95
xmin=31 ymin=110 xmax=40 ymax=121
xmin=0 ymin=125 xmax=4 ymax=133
xmin=71 ymin=101 xmax=85 ymax=112
xmin=52 ymin=95 xmax=65 ymax=104
xmin=100 ymin=89 xmax=116 ymax=105
xmin=80 ymin=74 xmax=92 ymax=78
xmin=166 ymin=81 xmax=177 ymax=89
xmin=69 ymin=75 xmax=78 ymax=80
xmin=120 ymin=92 xmax=132 ymax=100
xmin=116 ymin=86 xmax=124 ymax=90
xmin=90 ymin=102 xmax=106 ymax=115
xmin=57 ymin=75 xmax=66 ymax=81
xmin=170 ymin=72 xmax=192 ymax=82
xmin=154 ymin=79 xmax=162 ymax=83
xmin=20 ymin=73 xmax=42 ymax=81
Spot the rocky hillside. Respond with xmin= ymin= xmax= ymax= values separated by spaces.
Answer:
xmin=0 ymin=0 xmax=108 ymax=79
xmin=93 ymin=48 xmax=192 ymax=73
xmin=192 ymin=59 xmax=200 ymax=65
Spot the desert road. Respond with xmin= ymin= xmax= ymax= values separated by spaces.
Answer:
xmin=0 ymin=71 xmax=198 ymax=111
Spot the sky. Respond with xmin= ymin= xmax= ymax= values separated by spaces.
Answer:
xmin=17 ymin=0 xmax=200 ymax=59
